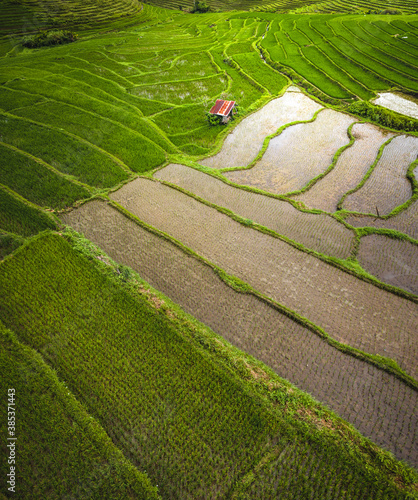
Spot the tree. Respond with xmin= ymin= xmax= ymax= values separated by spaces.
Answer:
xmin=191 ymin=1 xmax=210 ymax=13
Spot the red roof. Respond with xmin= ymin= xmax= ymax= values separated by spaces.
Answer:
xmin=209 ymin=99 xmax=236 ymax=116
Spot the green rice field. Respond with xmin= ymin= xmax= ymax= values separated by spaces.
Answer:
xmin=0 ymin=1 xmax=417 ymax=498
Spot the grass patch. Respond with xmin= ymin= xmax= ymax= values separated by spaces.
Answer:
xmin=0 ymin=143 xmax=91 ymax=209
xmin=0 ymin=321 xmax=160 ymax=499
xmin=0 ymin=185 xmax=57 ymax=236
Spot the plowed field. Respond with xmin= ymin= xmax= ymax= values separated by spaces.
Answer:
xmin=61 ymin=200 xmax=418 ymax=467
xmin=292 ymin=123 xmax=393 ymax=212
xmin=200 ymin=90 xmax=322 ymax=169
xmin=109 ymin=178 xmax=418 ymax=379
xmin=343 ymin=136 xmax=418 ymax=215
xmin=357 ymin=235 xmax=418 ymax=295
xmin=225 ymin=109 xmax=355 ymax=194
xmin=155 ymin=163 xmax=354 ymax=258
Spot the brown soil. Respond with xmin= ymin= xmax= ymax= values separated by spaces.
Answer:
xmin=225 ymin=109 xmax=355 ymax=195
xmin=155 ymin=163 xmax=355 ymax=259
xmin=61 ymin=200 xmax=418 ymax=467
xmin=200 ymin=91 xmax=322 ymax=169
xmin=292 ymin=123 xmax=394 ymax=213
xmin=343 ymin=135 xmax=418 ymax=215
xmin=109 ymin=178 xmax=418 ymax=380
xmin=357 ymin=235 xmax=418 ymax=295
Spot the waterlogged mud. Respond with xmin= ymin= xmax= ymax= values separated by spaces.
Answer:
xmin=225 ymin=109 xmax=355 ymax=195
xmin=155 ymin=163 xmax=354 ymax=259
xmin=62 ymin=200 xmax=418 ymax=467
xmin=110 ymin=178 xmax=418 ymax=380
xmin=200 ymin=91 xmax=322 ymax=169
xmin=357 ymin=235 xmax=418 ymax=295
xmin=292 ymin=123 xmax=393 ymax=212
xmin=373 ymin=92 xmax=418 ymax=119
xmin=346 ymin=200 xmax=418 ymax=241
xmin=343 ymin=135 xmax=418 ymax=216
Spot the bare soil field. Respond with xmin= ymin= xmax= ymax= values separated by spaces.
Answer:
xmin=110 ymin=178 xmax=418 ymax=379
xmin=225 ymin=109 xmax=355 ymax=195
xmin=343 ymin=136 xmax=418 ymax=215
xmin=155 ymin=163 xmax=355 ymax=259
xmin=291 ymin=123 xmax=394 ymax=213
xmin=61 ymin=200 xmax=418 ymax=467
xmin=357 ymin=235 xmax=418 ymax=295
xmin=200 ymin=91 xmax=322 ymax=169
xmin=373 ymin=92 xmax=418 ymax=119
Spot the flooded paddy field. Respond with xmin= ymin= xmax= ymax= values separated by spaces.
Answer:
xmin=292 ymin=123 xmax=393 ymax=213
xmin=346 ymin=201 xmax=418 ymax=241
xmin=225 ymin=109 xmax=355 ymax=195
xmin=373 ymin=92 xmax=418 ymax=120
xmin=343 ymin=136 xmax=418 ymax=216
xmin=200 ymin=90 xmax=322 ymax=169
xmin=155 ymin=163 xmax=355 ymax=259
xmin=109 ymin=178 xmax=418 ymax=379
xmin=62 ymin=200 xmax=418 ymax=467
xmin=357 ymin=235 xmax=418 ymax=295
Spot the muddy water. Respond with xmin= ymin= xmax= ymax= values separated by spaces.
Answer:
xmin=62 ymin=200 xmax=418 ymax=467
xmin=292 ymin=123 xmax=393 ymax=212
xmin=225 ymin=109 xmax=355 ymax=195
xmin=357 ymin=234 xmax=418 ymax=295
xmin=110 ymin=178 xmax=418 ymax=380
xmin=155 ymin=163 xmax=354 ymax=259
xmin=373 ymin=92 xmax=418 ymax=119
xmin=200 ymin=91 xmax=322 ymax=169
xmin=343 ymin=135 xmax=418 ymax=216
xmin=347 ymin=203 xmax=418 ymax=240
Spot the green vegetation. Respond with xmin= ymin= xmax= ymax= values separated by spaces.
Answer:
xmin=0 ymin=143 xmax=91 ymax=209
xmin=0 ymin=186 xmax=58 ymax=237
xmin=1 ymin=1 xmax=418 ymax=497
xmin=347 ymin=100 xmax=418 ymax=131
xmin=0 ymin=321 xmax=160 ymax=499
xmin=0 ymin=231 xmax=24 ymax=259
xmin=22 ymin=29 xmax=78 ymax=48
xmin=0 ymin=232 xmax=416 ymax=498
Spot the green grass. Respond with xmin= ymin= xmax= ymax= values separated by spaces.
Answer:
xmin=0 ymin=231 xmax=24 ymax=259
xmin=0 ymin=112 xmax=130 ymax=188
xmin=12 ymin=101 xmax=167 ymax=173
xmin=0 ymin=321 xmax=160 ymax=499
xmin=0 ymin=186 xmax=57 ymax=236
xmin=0 ymin=143 xmax=91 ymax=209
xmin=0 ymin=232 xmax=416 ymax=499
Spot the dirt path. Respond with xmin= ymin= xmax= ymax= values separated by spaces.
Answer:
xmin=292 ymin=123 xmax=393 ymax=213
xmin=109 ymin=178 xmax=418 ymax=379
xmin=61 ymin=200 xmax=418 ymax=467
xmin=343 ymin=135 xmax=418 ymax=215
xmin=357 ymin=234 xmax=418 ymax=295
xmin=225 ymin=109 xmax=355 ymax=195
xmin=155 ymin=163 xmax=354 ymax=259
xmin=200 ymin=91 xmax=322 ymax=169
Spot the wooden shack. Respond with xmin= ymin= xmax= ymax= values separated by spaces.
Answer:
xmin=209 ymin=99 xmax=236 ymax=123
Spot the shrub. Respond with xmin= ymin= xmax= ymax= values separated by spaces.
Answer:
xmin=206 ymin=112 xmax=222 ymax=126
xmin=191 ymin=1 xmax=210 ymax=13
xmin=22 ymin=30 xmax=78 ymax=49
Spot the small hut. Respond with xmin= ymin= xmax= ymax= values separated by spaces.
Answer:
xmin=209 ymin=99 xmax=236 ymax=124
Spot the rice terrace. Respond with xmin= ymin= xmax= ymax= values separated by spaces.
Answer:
xmin=0 ymin=0 xmax=418 ymax=498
